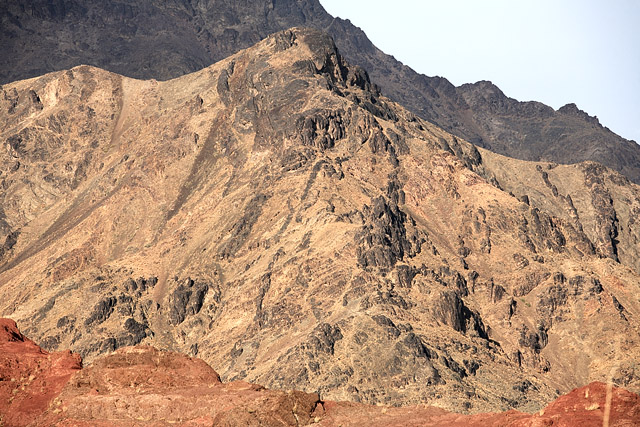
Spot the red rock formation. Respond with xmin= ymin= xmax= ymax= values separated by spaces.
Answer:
xmin=0 ymin=318 xmax=82 ymax=427
xmin=319 ymin=382 xmax=640 ymax=426
xmin=35 ymin=344 xmax=321 ymax=426
xmin=2 ymin=318 xmax=639 ymax=426
xmin=510 ymin=381 xmax=640 ymax=427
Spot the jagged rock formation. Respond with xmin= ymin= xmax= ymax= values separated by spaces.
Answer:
xmin=2 ymin=0 xmax=639 ymax=183
xmin=2 ymin=319 xmax=639 ymax=426
xmin=1 ymin=28 xmax=640 ymax=414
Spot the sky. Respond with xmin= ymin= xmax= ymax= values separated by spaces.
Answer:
xmin=319 ymin=0 xmax=640 ymax=143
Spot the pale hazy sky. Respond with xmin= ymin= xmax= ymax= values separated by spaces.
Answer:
xmin=319 ymin=0 xmax=640 ymax=143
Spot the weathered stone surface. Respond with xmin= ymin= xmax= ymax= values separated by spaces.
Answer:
xmin=356 ymin=196 xmax=415 ymax=269
xmin=1 ymin=28 xmax=640 ymax=415
xmin=166 ymin=278 xmax=210 ymax=325
xmin=0 ymin=318 xmax=82 ymax=427
xmin=84 ymin=296 xmax=117 ymax=326
xmin=432 ymin=290 xmax=487 ymax=338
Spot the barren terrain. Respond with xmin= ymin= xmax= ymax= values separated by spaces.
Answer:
xmin=1 ymin=28 xmax=640 ymax=415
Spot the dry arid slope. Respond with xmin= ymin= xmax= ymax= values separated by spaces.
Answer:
xmin=1 ymin=28 xmax=640 ymax=414
xmin=2 ymin=0 xmax=639 ymax=183
xmin=2 ymin=318 xmax=639 ymax=426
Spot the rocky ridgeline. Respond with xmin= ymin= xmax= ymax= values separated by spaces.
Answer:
xmin=2 ymin=0 xmax=640 ymax=184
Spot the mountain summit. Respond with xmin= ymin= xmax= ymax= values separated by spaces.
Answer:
xmin=1 ymin=28 xmax=639 ymax=413
xmin=2 ymin=0 xmax=639 ymax=182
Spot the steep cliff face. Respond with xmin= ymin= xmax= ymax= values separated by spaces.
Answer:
xmin=1 ymin=28 xmax=640 ymax=414
xmin=2 ymin=0 xmax=639 ymax=183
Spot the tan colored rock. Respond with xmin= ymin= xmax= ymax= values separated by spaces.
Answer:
xmin=1 ymin=28 xmax=640 ymax=413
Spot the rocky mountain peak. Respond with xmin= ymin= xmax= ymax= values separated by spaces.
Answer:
xmin=558 ymin=102 xmax=601 ymax=125
xmin=465 ymin=80 xmax=503 ymax=94
xmin=1 ymin=25 xmax=640 ymax=416
xmin=2 ymin=0 xmax=639 ymax=184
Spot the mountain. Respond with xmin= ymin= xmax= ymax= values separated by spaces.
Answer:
xmin=3 ymin=318 xmax=639 ymax=426
xmin=2 ymin=0 xmax=639 ymax=183
xmin=1 ymin=28 xmax=640 ymax=414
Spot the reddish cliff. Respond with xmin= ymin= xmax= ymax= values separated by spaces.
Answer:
xmin=0 ymin=318 xmax=82 ymax=426
xmin=2 ymin=318 xmax=639 ymax=426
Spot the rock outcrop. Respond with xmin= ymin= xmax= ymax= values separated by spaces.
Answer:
xmin=0 ymin=318 xmax=82 ymax=427
xmin=1 ymin=28 xmax=640 ymax=414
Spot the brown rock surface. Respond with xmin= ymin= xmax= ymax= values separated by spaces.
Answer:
xmin=1 ymin=28 xmax=640 ymax=414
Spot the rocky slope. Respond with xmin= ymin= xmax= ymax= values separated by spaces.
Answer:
xmin=2 ymin=0 xmax=639 ymax=183
xmin=1 ymin=28 xmax=640 ymax=414
xmin=2 ymin=318 xmax=639 ymax=426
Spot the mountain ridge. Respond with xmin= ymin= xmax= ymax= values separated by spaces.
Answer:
xmin=2 ymin=0 xmax=639 ymax=183
xmin=2 ymin=28 xmax=640 ymax=414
